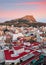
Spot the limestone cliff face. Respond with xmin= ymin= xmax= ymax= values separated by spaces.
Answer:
xmin=21 ymin=15 xmax=37 ymax=23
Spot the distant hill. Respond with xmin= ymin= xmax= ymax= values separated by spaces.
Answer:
xmin=4 ymin=15 xmax=36 ymax=23
xmin=0 ymin=15 xmax=46 ymax=27
xmin=3 ymin=15 xmax=37 ymax=26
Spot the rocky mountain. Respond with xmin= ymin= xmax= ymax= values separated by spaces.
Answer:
xmin=4 ymin=15 xmax=36 ymax=23
xmin=0 ymin=15 xmax=46 ymax=27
